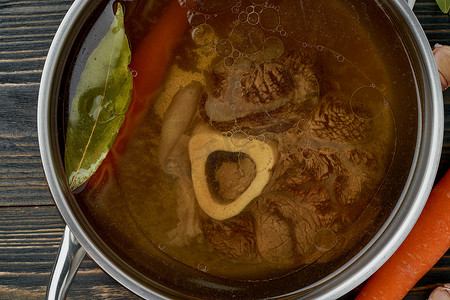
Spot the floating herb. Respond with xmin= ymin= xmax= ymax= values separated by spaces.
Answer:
xmin=436 ymin=0 xmax=450 ymax=13
xmin=65 ymin=3 xmax=132 ymax=190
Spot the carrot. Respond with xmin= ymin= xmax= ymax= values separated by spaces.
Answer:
xmin=112 ymin=0 xmax=189 ymax=155
xmin=86 ymin=0 xmax=189 ymax=189
xmin=356 ymin=169 xmax=450 ymax=300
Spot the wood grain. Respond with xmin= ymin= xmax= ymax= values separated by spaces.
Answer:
xmin=0 ymin=0 xmax=448 ymax=299
xmin=0 ymin=135 xmax=52 ymax=206
xmin=0 ymin=206 xmax=139 ymax=299
xmin=0 ymin=0 xmax=70 ymax=206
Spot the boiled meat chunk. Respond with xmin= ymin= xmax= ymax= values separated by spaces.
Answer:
xmin=199 ymin=50 xmax=320 ymax=134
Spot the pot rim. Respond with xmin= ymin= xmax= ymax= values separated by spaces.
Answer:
xmin=37 ymin=0 xmax=443 ymax=299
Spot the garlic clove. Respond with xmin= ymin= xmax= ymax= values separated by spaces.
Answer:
xmin=429 ymin=284 xmax=450 ymax=300
xmin=433 ymin=45 xmax=450 ymax=91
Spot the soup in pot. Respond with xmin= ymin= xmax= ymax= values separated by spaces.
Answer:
xmin=60 ymin=0 xmax=418 ymax=296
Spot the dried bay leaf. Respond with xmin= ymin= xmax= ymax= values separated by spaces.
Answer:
xmin=436 ymin=0 xmax=450 ymax=13
xmin=65 ymin=4 xmax=132 ymax=190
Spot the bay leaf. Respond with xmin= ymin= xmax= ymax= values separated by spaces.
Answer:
xmin=436 ymin=0 xmax=450 ymax=13
xmin=65 ymin=3 xmax=132 ymax=191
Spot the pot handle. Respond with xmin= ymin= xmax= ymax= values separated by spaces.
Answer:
xmin=46 ymin=225 xmax=86 ymax=300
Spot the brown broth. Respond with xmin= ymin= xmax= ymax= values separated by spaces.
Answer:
xmin=66 ymin=0 xmax=418 ymax=295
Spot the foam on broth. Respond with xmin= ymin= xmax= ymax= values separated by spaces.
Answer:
xmin=64 ymin=0 xmax=418 ymax=295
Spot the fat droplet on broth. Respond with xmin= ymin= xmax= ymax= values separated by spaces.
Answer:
xmin=197 ymin=262 xmax=208 ymax=272
xmin=302 ymin=148 xmax=313 ymax=160
xmin=238 ymin=11 xmax=248 ymax=22
xmin=262 ymin=36 xmax=284 ymax=60
xmin=191 ymin=23 xmax=215 ymax=46
xmin=216 ymin=39 xmax=233 ymax=57
xmin=130 ymin=68 xmax=138 ymax=77
xmin=224 ymin=56 xmax=235 ymax=66
xmin=336 ymin=55 xmax=345 ymax=63
xmin=314 ymin=228 xmax=337 ymax=252
xmin=234 ymin=56 xmax=254 ymax=69
xmin=232 ymin=86 xmax=243 ymax=99
xmin=350 ymin=86 xmax=386 ymax=120
xmin=230 ymin=131 xmax=249 ymax=147
xmin=222 ymin=131 xmax=233 ymax=137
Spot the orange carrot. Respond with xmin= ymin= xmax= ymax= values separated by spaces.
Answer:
xmin=112 ymin=0 xmax=189 ymax=155
xmin=356 ymin=169 xmax=450 ymax=300
xmin=86 ymin=0 xmax=188 ymax=189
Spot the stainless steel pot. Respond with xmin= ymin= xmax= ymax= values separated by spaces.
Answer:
xmin=38 ymin=0 xmax=442 ymax=299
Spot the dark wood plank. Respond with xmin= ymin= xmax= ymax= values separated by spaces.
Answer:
xmin=414 ymin=1 xmax=450 ymax=45
xmin=0 ymin=0 xmax=72 ymax=139
xmin=0 ymin=0 xmax=72 ymax=206
xmin=0 ymin=135 xmax=52 ymax=206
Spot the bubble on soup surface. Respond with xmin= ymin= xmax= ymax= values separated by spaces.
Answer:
xmin=224 ymin=56 xmax=235 ymax=66
xmin=232 ymin=86 xmax=243 ymax=99
xmin=262 ymin=36 xmax=284 ymax=60
xmin=260 ymin=7 xmax=280 ymax=31
xmin=158 ymin=243 xmax=166 ymax=251
xmin=248 ymin=12 xmax=259 ymax=25
xmin=197 ymin=262 xmax=208 ymax=272
xmin=238 ymin=11 xmax=248 ymax=22
xmin=314 ymin=228 xmax=337 ymax=251
xmin=230 ymin=131 xmax=249 ymax=147
xmin=350 ymin=86 xmax=386 ymax=120
xmin=192 ymin=23 xmax=215 ymax=45
xmin=336 ymin=55 xmax=345 ymax=63
xmin=188 ymin=12 xmax=206 ymax=26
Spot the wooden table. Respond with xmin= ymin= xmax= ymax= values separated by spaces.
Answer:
xmin=0 ymin=0 xmax=448 ymax=299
